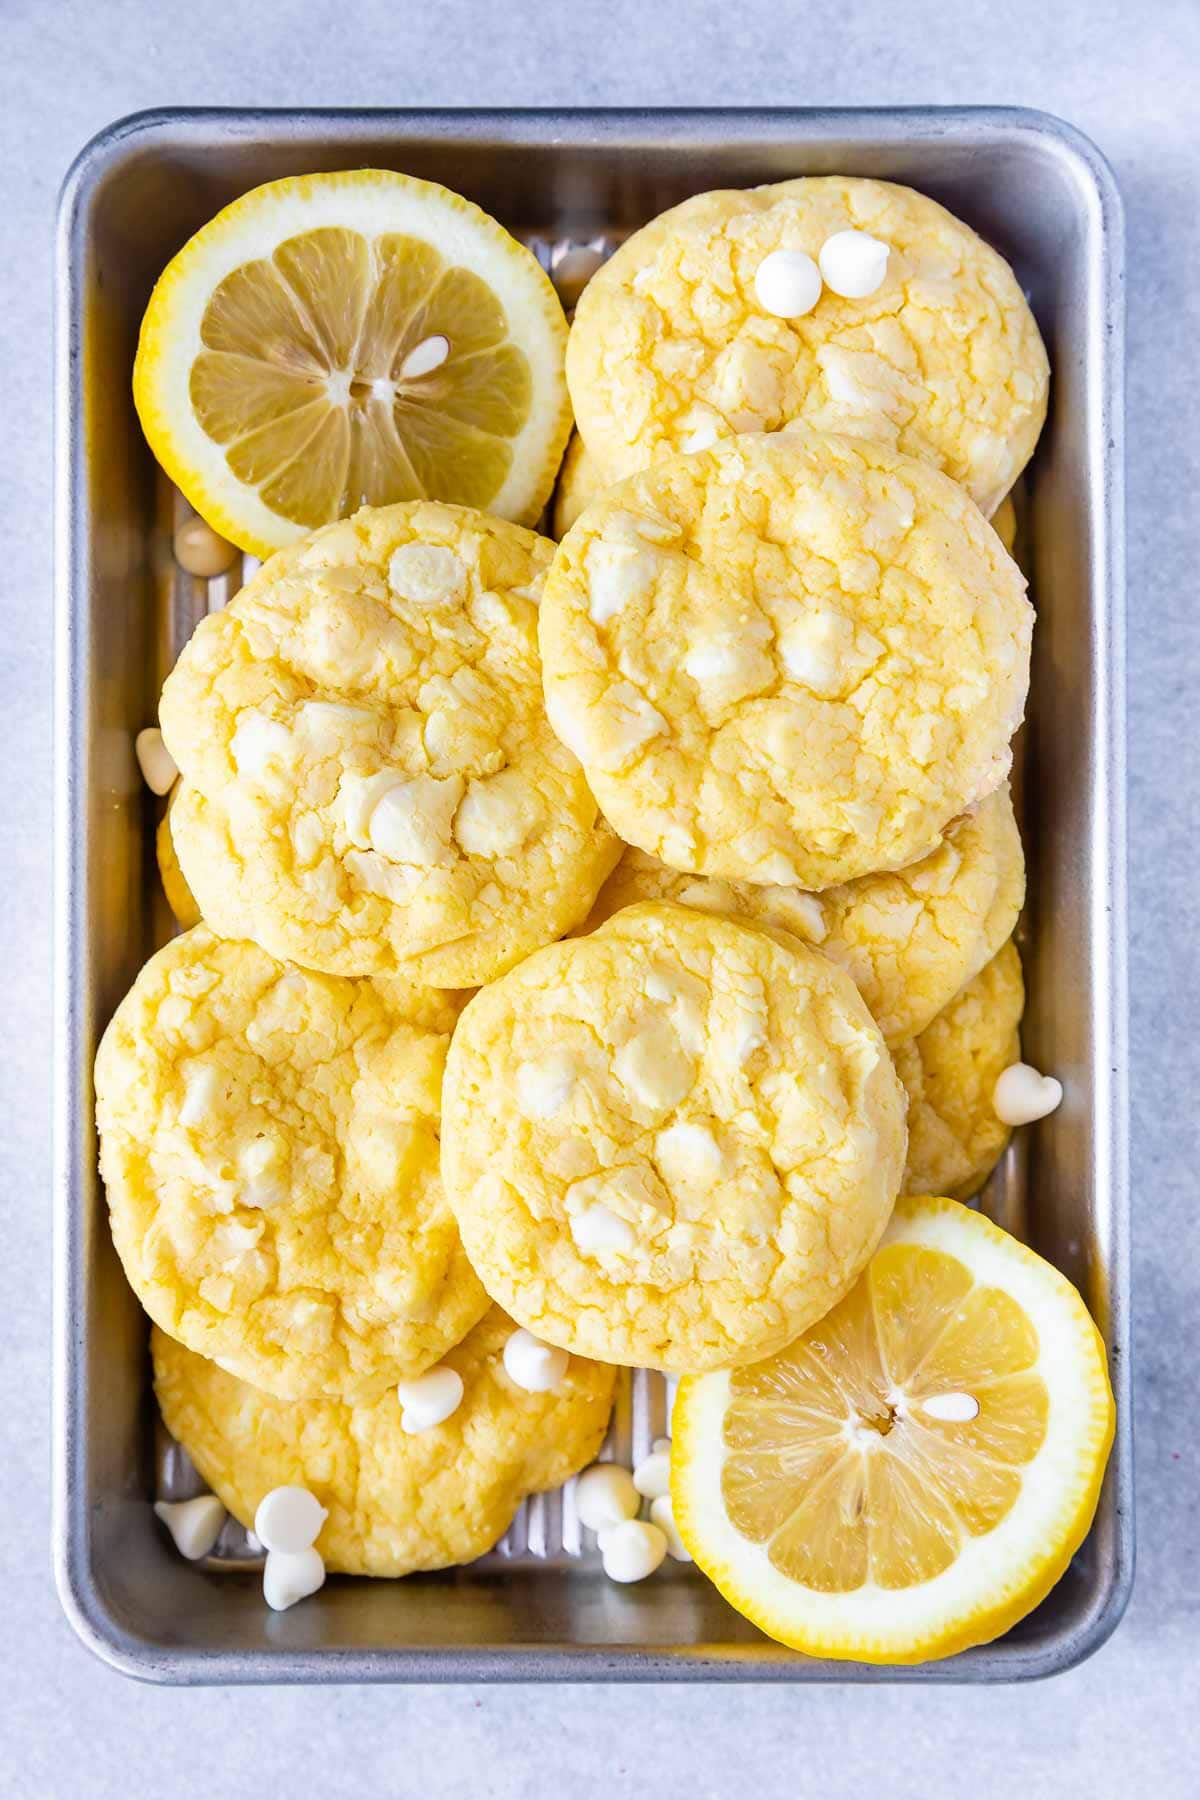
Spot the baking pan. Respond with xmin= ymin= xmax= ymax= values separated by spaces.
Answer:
xmin=53 ymin=107 xmax=1130 ymax=1683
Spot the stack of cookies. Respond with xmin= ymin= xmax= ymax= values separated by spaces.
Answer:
xmin=97 ymin=171 xmax=1050 ymax=1597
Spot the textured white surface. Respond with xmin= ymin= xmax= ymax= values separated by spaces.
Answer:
xmin=6 ymin=0 xmax=1200 ymax=1792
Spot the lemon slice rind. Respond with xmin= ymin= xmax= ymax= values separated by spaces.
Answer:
xmin=672 ymin=1196 xmax=1115 ymax=1665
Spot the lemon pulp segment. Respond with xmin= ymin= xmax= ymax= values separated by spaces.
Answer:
xmin=191 ymin=228 xmax=531 ymax=528
xmin=721 ymin=1241 xmax=1048 ymax=1592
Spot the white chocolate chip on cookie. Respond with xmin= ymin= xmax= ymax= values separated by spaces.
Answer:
xmin=818 ymin=229 xmax=890 ymax=298
xmin=754 ymin=247 xmax=822 ymax=318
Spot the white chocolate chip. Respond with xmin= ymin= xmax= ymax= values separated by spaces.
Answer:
xmin=993 ymin=1062 xmax=1063 ymax=1126
xmin=920 ymin=1391 xmax=981 ymax=1424
xmin=263 ymin=1546 xmax=326 ymax=1612
xmin=574 ymin=1463 xmax=640 ymax=1533
xmin=295 ymin=700 xmax=378 ymax=751
xmin=649 ymin=1495 xmax=691 ymax=1562
xmin=601 ymin=1519 xmax=668 ymax=1583
xmin=779 ymin=610 xmax=849 ymax=695
xmin=253 ymin=1485 xmax=327 ymax=1554
xmin=179 ymin=1063 xmax=220 ymax=1129
xmin=585 ymin=537 xmax=660 ymax=625
xmin=368 ymin=774 xmax=463 ymax=867
xmin=135 ymin=727 xmax=179 ymax=796
xmin=683 ymin=621 xmax=774 ymax=706
xmin=387 ymin=542 xmax=467 ymax=607
xmin=655 ymin=1120 xmax=724 ymax=1190
xmin=677 ymin=412 xmax=721 ymax=455
xmin=818 ymin=229 xmax=890 ymax=299
xmin=706 ymin=339 xmax=781 ymax=431
xmin=398 ymin=334 xmax=450 ymax=380
xmin=754 ymin=247 xmax=822 ymax=318
xmin=567 ymin=1199 xmax=636 ymax=1256
xmin=502 ymin=1328 xmax=570 ymax=1393
xmin=614 ymin=1020 xmax=695 ymax=1111
xmin=652 ymin=1436 xmax=671 ymax=1456
xmin=395 ymin=1366 xmax=464 ymax=1433
xmin=453 ymin=769 xmax=539 ymax=858
xmin=231 ymin=711 xmax=291 ymax=782
xmin=173 ymin=515 xmax=238 ymax=578
xmin=237 ymin=1137 xmax=285 ymax=1210
xmin=154 ymin=1495 xmax=226 ymax=1560
xmin=516 ymin=1053 xmax=578 ymax=1121
xmin=632 ymin=1448 xmax=671 ymax=1501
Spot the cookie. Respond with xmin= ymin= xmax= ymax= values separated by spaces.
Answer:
xmin=152 ymin=1307 xmax=616 ymax=1575
xmin=156 ymin=788 xmax=202 ymax=929
xmin=159 ymin=501 xmax=620 ymax=986
xmin=567 ymin=176 xmax=1048 ymax=515
xmin=895 ymin=938 xmax=1024 ymax=1201
xmin=584 ymin=786 xmax=1023 ymax=1045
xmin=992 ymin=492 xmax=1017 ymax=557
xmin=95 ymin=926 xmax=488 ymax=1400
xmin=540 ymin=429 xmax=1032 ymax=889
xmin=441 ymin=901 xmax=907 ymax=1373
xmin=552 ymin=431 xmax=608 ymax=539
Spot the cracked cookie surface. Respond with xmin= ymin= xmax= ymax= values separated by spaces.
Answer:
xmin=583 ymin=786 xmax=1023 ymax=1045
xmin=539 ymin=430 xmax=1032 ymax=889
xmin=152 ymin=1307 xmax=615 ymax=1574
xmin=896 ymin=937 xmax=1024 ymax=1201
xmin=441 ymin=902 xmax=907 ymax=1372
xmin=160 ymin=500 xmax=620 ymax=986
xmin=567 ymin=176 xmax=1048 ymax=516
xmin=95 ymin=926 xmax=487 ymax=1401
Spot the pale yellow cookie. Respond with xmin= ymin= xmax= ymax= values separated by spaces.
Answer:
xmin=567 ymin=176 xmax=1048 ymax=515
xmin=95 ymin=927 xmax=488 ymax=1401
xmin=584 ymin=787 xmax=1023 ymax=1045
xmin=552 ymin=431 xmax=608 ymax=539
xmin=895 ymin=938 xmax=1024 ymax=1201
xmin=992 ymin=492 xmax=1017 ymax=557
xmin=540 ymin=430 xmax=1032 ymax=889
xmin=442 ymin=901 xmax=907 ymax=1373
xmin=152 ymin=1307 xmax=615 ymax=1575
xmin=160 ymin=501 xmax=620 ymax=986
xmin=156 ymin=787 xmax=202 ymax=929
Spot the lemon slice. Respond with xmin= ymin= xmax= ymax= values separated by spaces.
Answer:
xmin=672 ymin=1196 xmax=1114 ymax=1665
xmin=134 ymin=171 xmax=570 ymax=556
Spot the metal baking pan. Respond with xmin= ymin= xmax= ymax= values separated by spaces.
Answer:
xmin=53 ymin=106 xmax=1130 ymax=1684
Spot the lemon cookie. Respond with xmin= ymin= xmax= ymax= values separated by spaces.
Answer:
xmin=156 ymin=788 xmax=202 ymax=929
xmin=442 ymin=901 xmax=907 ymax=1372
xmin=584 ymin=787 xmax=1023 ymax=1044
xmin=160 ymin=501 xmax=619 ymax=985
xmin=552 ymin=431 xmax=608 ymax=539
xmin=567 ymin=176 xmax=1048 ymax=515
xmin=896 ymin=938 xmax=1024 ymax=1200
xmin=152 ymin=1307 xmax=615 ymax=1575
xmin=540 ymin=430 xmax=1032 ymax=889
xmin=95 ymin=927 xmax=487 ymax=1400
